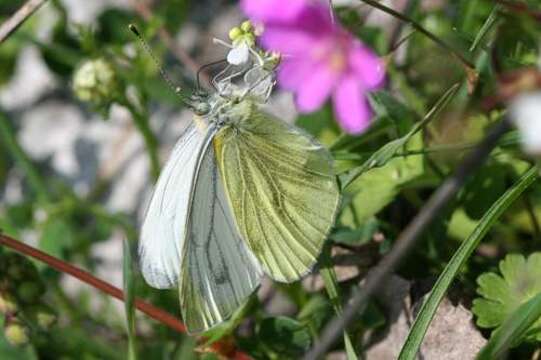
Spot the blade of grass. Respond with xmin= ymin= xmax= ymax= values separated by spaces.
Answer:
xmin=305 ymin=119 xmax=511 ymax=359
xmin=0 ymin=112 xmax=50 ymax=202
xmin=477 ymin=290 xmax=541 ymax=359
xmin=358 ymin=0 xmax=475 ymax=72
xmin=123 ymin=238 xmax=137 ymax=360
xmin=320 ymin=245 xmax=358 ymax=360
xmin=398 ymin=166 xmax=539 ymax=360
xmin=341 ymin=83 xmax=460 ymax=189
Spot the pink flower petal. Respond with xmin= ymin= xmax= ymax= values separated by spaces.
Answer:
xmin=296 ymin=66 xmax=337 ymax=112
xmin=241 ymin=0 xmax=306 ymax=22
xmin=277 ymin=59 xmax=316 ymax=90
xmin=260 ymin=27 xmax=317 ymax=55
xmin=332 ymin=75 xmax=372 ymax=134
xmin=349 ymin=43 xmax=385 ymax=90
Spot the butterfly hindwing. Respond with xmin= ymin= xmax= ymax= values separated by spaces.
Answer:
xmin=180 ymin=128 xmax=264 ymax=333
xmin=139 ymin=123 xmax=206 ymax=289
xmin=214 ymin=100 xmax=340 ymax=283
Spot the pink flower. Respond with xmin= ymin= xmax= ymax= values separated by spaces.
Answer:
xmin=242 ymin=0 xmax=385 ymax=134
xmin=241 ymin=0 xmax=307 ymax=22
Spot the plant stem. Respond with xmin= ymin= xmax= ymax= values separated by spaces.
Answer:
xmin=304 ymin=118 xmax=512 ymax=359
xmin=320 ymin=245 xmax=358 ymax=360
xmin=0 ymin=233 xmax=186 ymax=333
xmin=0 ymin=112 xmax=50 ymax=202
xmin=122 ymin=100 xmax=160 ymax=180
xmin=358 ymin=0 xmax=476 ymax=72
xmin=0 ymin=0 xmax=48 ymax=43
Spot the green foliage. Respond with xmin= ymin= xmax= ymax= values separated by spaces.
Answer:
xmin=473 ymin=253 xmax=541 ymax=342
xmin=0 ymin=0 xmax=540 ymax=358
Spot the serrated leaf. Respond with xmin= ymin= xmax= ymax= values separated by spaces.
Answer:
xmin=473 ymin=252 xmax=541 ymax=342
xmin=398 ymin=166 xmax=538 ymax=360
xmin=477 ymin=290 xmax=541 ymax=359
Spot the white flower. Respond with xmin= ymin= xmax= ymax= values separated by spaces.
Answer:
xmin=510 ymin=92 xmax=541 ymax=155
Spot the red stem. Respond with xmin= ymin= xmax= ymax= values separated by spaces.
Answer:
xmin=0 ymin=234 xmax=251 ymax=358
xmin=0 ymin=234 xmax=186 ymax=332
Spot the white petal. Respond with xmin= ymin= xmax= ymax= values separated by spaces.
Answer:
xmin=510 ymin=92 xmax=541 ymax=155
xmin=227 ymin=42 xmax=250 ymax=66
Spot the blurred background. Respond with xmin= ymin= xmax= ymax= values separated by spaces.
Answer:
xmin=1 ymin=0 xmax=540 ymax=359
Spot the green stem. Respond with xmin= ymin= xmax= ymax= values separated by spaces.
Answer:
xmin=320 ymin=245 xmax=358 ymax=360
xmin=121 ymin=100 xmax=160 ymax=180
xmin=0 ymin=111 xmax=51 ymax=202
xmin=359 ymin=0 xmax=475 ymax=71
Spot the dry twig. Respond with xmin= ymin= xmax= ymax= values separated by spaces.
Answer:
xmin=0 ymin=0 xmax=48 ymax=43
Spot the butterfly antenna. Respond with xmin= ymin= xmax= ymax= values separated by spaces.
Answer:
xmin=128 ymin=24 xmax=193 ymax=105
xmin=196 ymin=59 xmax=227 ymax=91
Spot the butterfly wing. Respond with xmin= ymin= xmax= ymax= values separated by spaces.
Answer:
xmin=180 ymin=128 xmax=264 ymax=333
xmin=139 ymin=123 xmax=206 ymax=289
xmin=213 ymin=101 xmax=340 ymax=283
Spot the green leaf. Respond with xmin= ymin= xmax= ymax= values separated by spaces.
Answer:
xmin=330 ymin=218 xmax=379 ymax=245
xmin=258 ymin=316 xmax=311 ymax=358
xmin=472 ymin=252 xmax=541 ymax=342
xmin=462 ymin=164 xmax=508 ymax=220
xmin=203 ymin=295 xmax=258 ymax=344
xmin=398 ymin=166 xmax=539 ymax=360
xmin=340 ymin=132 xmax=424 ymax=227
xmin=123 ymin=238 xmax=137 ymax=360
xmin=477 ymin=291 xmax=541 ymax=359
xmin=297 ymin=295 xmax=332 ymax=332
xmin=341 ymin=83 xmax=460 ymax=189
xmin=39 ymin=218 xmax=75 ymax=259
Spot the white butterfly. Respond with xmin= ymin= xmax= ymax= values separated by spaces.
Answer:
xmin=138 ymin=40 xmax=339 ymax=334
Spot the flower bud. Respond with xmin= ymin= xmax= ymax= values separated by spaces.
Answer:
xmin=4 ymin=321 xmax=29 ymax=347
xmin=73 ymin=58 xmax=119 ymax=105
xmin=0 ymin=292 xmax=18 ymax=314
xmin=228 ymin=26 xmax=243 ymax=41
xmin=240 ymin=20 xmax=253 ymax=33
xmin=16 ymin=282 xmax=43 ymax=304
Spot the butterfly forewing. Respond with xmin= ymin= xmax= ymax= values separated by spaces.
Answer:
xmin=214 ymin=101 xmax=340 ymax=283
xmin=180 ymin=128 xmax=264 ymax=333
xmin=139 ymin=123 xmax=206 ymax=289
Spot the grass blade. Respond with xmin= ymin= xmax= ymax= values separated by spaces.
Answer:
xmin=320 ymin=245 xmax=358 ymax=360
xmin=398 ymin=166 xmax=538 ymax=360
xmin=342 ymin=83 xmax=459 ymax=189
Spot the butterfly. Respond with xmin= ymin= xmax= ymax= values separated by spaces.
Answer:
xmin=138 ymin=36 xmax=340 ymax=334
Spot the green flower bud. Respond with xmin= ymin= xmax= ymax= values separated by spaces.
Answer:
xmin=73 ymin=58 xmax=119 ymax=105
xmin=0 ymin=292 xmax=18 ymax=314
xmin=4 ymin=322 xmax=29 ymax=347
xmin=228 ymin=26 xmax=243 ymax=41
xmin=16 ymin=282 xmax=43 ymax=304
xmin=240 ymin=20 xmax=253 ymax=33
xmin=28 ymin=305 xmax=57 ymax=329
